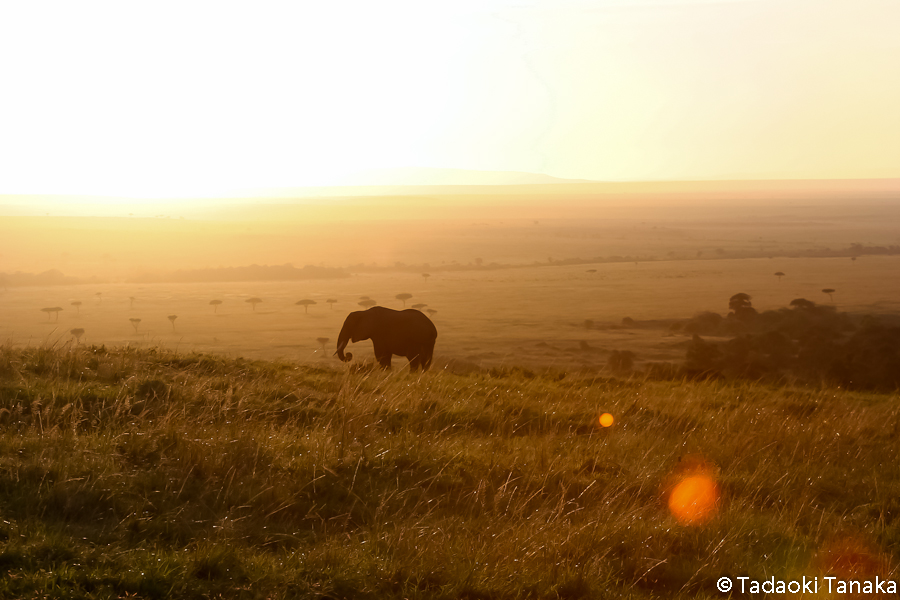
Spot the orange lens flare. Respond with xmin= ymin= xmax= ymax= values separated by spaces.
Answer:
xmin=668 ymin=474 xmax=718 ymax=525
xmin=599 ymin=412 xmax=614 ymax=427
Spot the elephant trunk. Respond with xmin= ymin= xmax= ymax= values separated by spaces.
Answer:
xmin=336 ymin=329 xmax=353 ymax=362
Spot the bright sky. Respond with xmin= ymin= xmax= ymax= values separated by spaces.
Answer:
xmin=1 ymin=0 xmax=898 ymax=200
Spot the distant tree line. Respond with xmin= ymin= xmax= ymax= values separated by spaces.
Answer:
xmin=348 ymin=243 xmax=900 ymax=274
xmin=6 ymin=242 xmax=897 ymax=289
xmin=844 ymin=243 xmax=900 ymax=257
xmin=789 ymin=243 xmax=900 ymax=259
xmin=0 ymin=269 xmax=100 ymax=287
xmin=130 ymin=264 xmax=348 ymax=283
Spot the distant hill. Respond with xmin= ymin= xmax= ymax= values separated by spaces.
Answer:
xmin=238 ymin=176 xmax=900 ymax=202
xmin=335 ymin=167 xmax=596 ymax=186
xmin=2 ymin=176 xmax=898 ymax=220
xmin=243 ymin=167 xmax=596 ymax=199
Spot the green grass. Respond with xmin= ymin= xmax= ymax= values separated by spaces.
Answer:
xmin=0 ymin=343 xmax=898 ymax=599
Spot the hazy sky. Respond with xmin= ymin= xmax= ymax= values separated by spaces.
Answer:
xmin=2 ymin=0 xmax=898 ymax=199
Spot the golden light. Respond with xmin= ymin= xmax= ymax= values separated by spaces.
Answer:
xmin=599 ymin=412 xmax=615 ymax=428
xmin=668 ymin=474 xmax=719 ymax=526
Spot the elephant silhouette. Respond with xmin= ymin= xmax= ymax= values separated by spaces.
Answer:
xmin=336 ymin=306 xmax=437 ymax=372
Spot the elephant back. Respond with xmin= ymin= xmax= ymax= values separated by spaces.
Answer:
xmin=403 ymin=308 xmax=437 ymax=340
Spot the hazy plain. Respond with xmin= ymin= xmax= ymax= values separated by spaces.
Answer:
xmin=3 ymin=253 xmax=899 ymax=372
xmin=3 ymin=180 xmax=900 ymax=277
xmin=3 ymin=185 xmax=900 ymax=371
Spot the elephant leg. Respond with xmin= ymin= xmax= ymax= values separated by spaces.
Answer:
xmin=372 ymin=343 xmax=392 ymax=370
xmin=375 ymin=352 xmax=392 ymax=370
xmin=421 ymin=348 xmax=434 ymax=372
xmin=409 ymin=355 xmax=421 ymax=372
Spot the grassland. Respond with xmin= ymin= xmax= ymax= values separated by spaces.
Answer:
xmin=1 ymin=343 xmax=898 ymax=599
xmin=3 ymin=203 xmax=900 ymax=597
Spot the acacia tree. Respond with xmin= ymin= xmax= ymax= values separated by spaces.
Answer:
xmin=790 ymin=298 xmax=816 ymax=310
xmin=728 ymin=293 xmax=757 ymax=322
xmin=774 ymin=271 xmax=785 ymax=282
xmin=411 ymin=303 xmax=427 ymax=311
xmin=71 ymin=300 xmax=82 ymax=314
xmin=358 ymin=299 xmax=377 ymax=309
xmin=70 ymin=328 xmax=85 ymax=344
xmin=822 ymin=288 xmax=836 ymax=302
xmin=40 ymin=307 xmax=63 ymax=321
xmin=426 ymin=308 xmax=437 ymax=317
xmin=209 ymin=299 xmax=223 ymax=313
xmin=246 ymin=297 xmax=262 ymax=311
xmin=325 ymin=298 xmax=337 ymax=310
xmin=168 ymin=315 xmax=178 ymax=331
xmin=395 ymin=293 xmax=413 ymax=307
xmin=129 ymin=296 xmax=136 ymax=308
xmin=95 ymin=292 xmax=102 ymax=305
xmin=296 ymin=299 xmax=317 ymax=314
xmin=729 ymin=293 xmax=752 ymax=311
xmin=316 ymin=337 xmax=329 ymax=353
xmin=129 ymin=318 xmax=141 ymax=333
xmin=422 ymin=273 xmax=430 ymax=283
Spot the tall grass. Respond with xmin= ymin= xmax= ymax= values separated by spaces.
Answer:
xmin=0 ymin=343 xmax=897 ymax=598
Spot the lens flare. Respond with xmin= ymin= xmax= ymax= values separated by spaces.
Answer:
xmin=665 ymin=456 xmax=719 ymax=525
xmin=668 ymin=474 xmax=718 ymax=525
xmin=599 ymin=412 xmax=614 ymax=427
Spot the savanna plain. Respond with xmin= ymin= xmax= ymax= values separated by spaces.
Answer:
xmin=1 ymin=196 xmax=899 ymax=598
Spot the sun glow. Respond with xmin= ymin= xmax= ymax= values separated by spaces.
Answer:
xmin=1 ymin=0 xmax=897 ymax=202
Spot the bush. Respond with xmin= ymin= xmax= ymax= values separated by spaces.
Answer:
xmin=608 ymin=350 xmax=636 ymax=373
xmin=684 ymin=312 xmax=723 ymax=335
xmin=681 ymin=297 xmax=900 ymax=390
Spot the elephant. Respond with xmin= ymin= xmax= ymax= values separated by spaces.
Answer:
xmin=336 ymin=306 xmax=437 ymax=372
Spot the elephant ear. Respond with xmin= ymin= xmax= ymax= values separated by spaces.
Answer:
xmin=338 ymin=311 xmax=367 ymax=343
xmin=350 ymin=311 xmax=375 ymax=341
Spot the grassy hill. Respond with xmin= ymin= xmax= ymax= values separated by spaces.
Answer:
xmin=0 ymin=344 xmax=898 ymax=599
